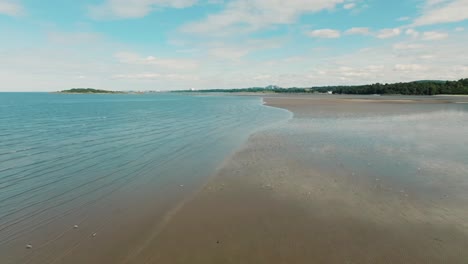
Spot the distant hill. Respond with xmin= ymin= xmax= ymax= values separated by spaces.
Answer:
xmin=59 ymin=88 xmax=123 ymax=94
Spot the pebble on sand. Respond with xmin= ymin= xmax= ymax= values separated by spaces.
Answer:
xmin=92 ymin=233 xmax=97 ymax=237
xmin=26 ymin=244 xmax=32 ymax=249
xmin=73 ymin=225 xmax=79 ymax=229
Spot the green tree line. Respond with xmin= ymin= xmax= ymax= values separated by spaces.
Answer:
xmin=316 ymin=79 xmax=468 ymax=95
xmin=177 ymin=79 xmax=468 ymax=95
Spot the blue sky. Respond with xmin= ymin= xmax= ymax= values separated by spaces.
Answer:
xmin=0 ymin=0 xmax=467 ymax=91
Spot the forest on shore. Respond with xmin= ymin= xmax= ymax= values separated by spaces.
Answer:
xmin=178 ymin=79 xmax=468 ymax=95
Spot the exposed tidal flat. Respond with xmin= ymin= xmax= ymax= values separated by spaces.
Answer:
xmin=141 ymin=95 xmax=468 ymax=264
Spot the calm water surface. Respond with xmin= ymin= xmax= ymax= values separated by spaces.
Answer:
xmin=0 ymin=93 xmax=289 ymax=263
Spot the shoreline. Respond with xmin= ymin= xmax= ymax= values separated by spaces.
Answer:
xmin=120 ymin=96 xmax=294 ymax=262
xmin=132 ymin=95 xmax=468 ymax=263
xmin=0 ymin=94 xmax=290 ymax=264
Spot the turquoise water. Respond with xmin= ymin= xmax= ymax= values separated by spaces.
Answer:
xmin=0 ymin=93 xmax=290 ymax=263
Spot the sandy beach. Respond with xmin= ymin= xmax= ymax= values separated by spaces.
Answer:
xmin=127 ymin=95 xmax=468 ymax=264
xmin=6 ymin=95 xmax=468 ymax=263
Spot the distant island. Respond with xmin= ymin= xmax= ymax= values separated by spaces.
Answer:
xmin=177 ymin=78 xmax=468 ymax=95
xmin=59 ymin=88 xmax=124 ymax=94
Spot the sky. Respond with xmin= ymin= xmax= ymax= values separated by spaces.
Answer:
xmin=0 ymin=0 xmax=467 ymax=91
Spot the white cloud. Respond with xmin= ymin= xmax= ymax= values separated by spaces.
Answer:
xmin=343 ymin=3 xmax=356 ymax=9
xmin=209 ymin=47 xmax=250 ymax=60
xmin=397 ymin=16 xmax=410 ymax=21
xmin=405 ymin=29 xmax=420 ymax=38
xmin=345 ymin=27 xmax=370 ymax=35
xmin=47 ymin=31 xmax=104 ymax=44
xmin=203 ymin=38 xmax=283 ymax=60
xmin=414 ymin=0 xmax=468 ymax=26
xmin=306 ymin=29 xmax=341 ymax=38
xmin=453 ymin=65 xmax=468 ymax=75
xmin=114 ymin=52 xmax=199 ymax=70
xmin=112 ymin=73 xmax=199 ymax=81
xmin=393 ymin=43 xmax=425 ymax=50
xmin=0 ymin=0 xmax=24 ymax=16
xmin=181 ymin=0 xmax=345 ymax=35
xmin=336 ymin=65 xmax=385 ymax=78
xmin=253 ymin=74 xmax=272 ymax=80
xmin=376 ymin=28 xmax=401 ymax=39
xmin=394 ymin=64 xmax=428 ymax=72
xmin=455 ymin=27 xmax=465 ymax=31
xmin=422 ymin=31 xmax=449 ymax=40
xmin=89 ymin=0 xmax=197 ymax=19
xmin=420 ymin=54 xmax=436 ymax=60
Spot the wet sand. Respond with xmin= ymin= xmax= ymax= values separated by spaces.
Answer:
xmin=129 ymin=95 xmax=468 ymax=264
xmin=261 ymin=94 xmax=468 ymax=118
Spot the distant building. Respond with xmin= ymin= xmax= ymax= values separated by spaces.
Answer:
xmin=266 ymin=85 xmax=280 ymax=90
xmin=327 ymin=91 xmax=333 ymax=94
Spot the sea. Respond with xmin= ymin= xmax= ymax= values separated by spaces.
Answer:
xmin=0 ymin=92 xmax=290 ymax=263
